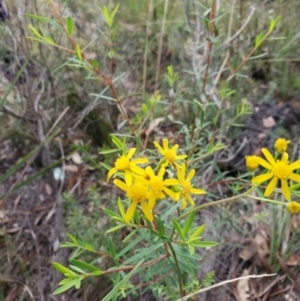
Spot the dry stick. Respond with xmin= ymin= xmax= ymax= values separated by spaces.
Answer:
xmin=49 ymin=2 xmax=137 ymax=139
xmin=175 ymin=274 xmax=276 ymax=301
xmin=0 ymin=107 xmax=69 ymax=209
xmin=154 ymin=0 xmax=169 ymax=91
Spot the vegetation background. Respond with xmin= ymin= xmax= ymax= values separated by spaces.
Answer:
xmin=1 ymin=0 xmax=300 ymax=300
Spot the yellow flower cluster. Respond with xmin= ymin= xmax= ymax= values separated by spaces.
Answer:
xmin=246 ymin=138 xmax=300 ymax=202
xmin=107 ymin=139 xmax=206 ymax=222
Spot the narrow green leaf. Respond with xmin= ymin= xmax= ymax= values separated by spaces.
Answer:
xmin=156 ymin=216 xmax=165 ymax=237
xmin=67 ymin=233 xmax=78 ymax=244
xmin=53 ymin=279 xmax=77 ymax=295
xmin=108 ymin=49 xmax=115 ymax=59
xmin=75 ymin=44 xmax=82 ymax=61
xmin=101 ymin=260 xmax=143 ymax=301
xmin=255 ymin=32 xmax=264 ymax=48
xmin=52 ymin=262 xmax=74 ymax=275
xmin=109 ymin=134 xmax=123 ymax=149
xmin=75 ymin=277 xmax=82 ymax=289
xmin=99 ymin=148 xmax=120 ymax=155
xmin=25 ymin=13 xmax=54 ymax=22
xmin=70 ymin=259 xmax=101 ymax=273
xmin=44 ymin=34 xmax=55 ymax=45
xmin=190 ymin=224 xmax=206 ymax=240
xmin=91 ymin=59 xmax=98 ymax=68
xmin=171 ymin=218 xmax=186 ymax=241
xmin=28 ymin=25 xmax=43 ymax=38
xmin=108 ymin=237 xmax=117 ymax=259
xmin=190 ymin=240 xmax=218 ymax=248
xmin=70 ymin=265 xmax=86 ymax=274
xmin=106 ymin=225 xmax=126 ymax=233
xmin=60 ymin=242 xmax=77 ymax=248
xmin=188 ymin=243 xmax=195 ymax=255
xmin=118 ymin=198 xmax=126 ymax=219
xmin=269 ymin=19 xmax=275 ymax=32
xmin=112 ymin=3 xmax=120 ymax=19
xmin=59 ymin=278 xmax=74 ymax=285
xmin=103 ymin=208 xmax=122 ymax=219
xmin=100 ymin=162 xmax=112 ymax=171
xmin=92 ymin=271 xmax=104 ymax=276
xmin=183 ymin=211 xmax=195 ymax=236
xmin=66 ymin=16 xmax=73 ymax=35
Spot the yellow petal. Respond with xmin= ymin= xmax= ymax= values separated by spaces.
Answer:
xmin=163 ymin=187 xmax=179 ymax=201
xmin=187 ymin=195 xmax=195 ymax=207
xmin=187 ymin=169 xmax=195 ymax=181
xmin=113 ymin=179 xmax=128 ymax=192
xmin=164 ymin=178 xmax=179 ymax=186
xmin=131 ymin=158 xmax=148 ymax=165
xmin=163 ymin=139 xmax=169 ymax=150
xmin=148 ymin=193 xmax=157 ymax=209
xmin=289 ymin=160 xmax=300 ymax=171
xmin=176 ymin=154 xmax=187 ymax=160
xmin=251 ymin=173 xmax=273 ymax=184
xmin=177 ymin=164 xmax=184 ymax=182
xmin=181 ymin=196 xmax=187 ymax=209
xmin=264 ymin=177 xmax=278 ymax=197
xmin=141 ymin=202 xmax=153 ymax=221
xmin=257 ymin=157 xmax=273 ymax=170
xmin=281 ymin=180 xmax=291 ymax=201
xmin=158 ymin=167 xmax=165 ymax=178
xmin=282 ymin=152 xmax=289 ymax=163
xmin=190 ymin=187 xmax=206 ymax=195
xmin=131 ymin=165 xmax=146 ymax=176
xmin=146 ymin=166 xmax=155 ymax=178
xmin=125 ymin=201 xmax=137 ymax=222
xmin=153 ymin=141 xmax=164 ymax=155
xmin=127 ymin=148 xmax=136 ymax=160
xmin=124 ymin=169 xmax=132 ymax=186
xmin=289 ymin=173 xmax=300 ymax=183
xmin=171 ymin=144 xmax=179 ymax=152
xmin=107 ymin=167 xmax=117 ymax=181
xmin=261 ymin=148 xmax=276 ymax=166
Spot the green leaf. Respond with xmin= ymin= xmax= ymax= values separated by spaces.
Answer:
xmin=66 ymin=16 xmax=73 ymax=35
xmin=44 ymin=34 xmax=55 ymax=45
xmin=92 ymin=270 xmax=104 ymax=275
xmin=190 ymin=240 xmax=218 ymax=248
xmin=111 ymin=3 xmax=120 ymax=19
xmin=188 ymin=243 xmax=195 ymax=255
xmin=52 ymin=262 xmax=75 ymax=276
xmin=103 ymin=208 xmax=122 ymax=219
xmin=28 ymin=24 xmax=43 ymax=38
xmin=118 ymin=198 xmax=126 ymax=219
xmin=100 ymin=162 xmax=112 ymax=171
xmin=75 ymin=277 xmax=82 ymax=289
xmin=99 ymin=149 xmax=120 ymax=155
xmin=70 ymin=265 xmax=86 ymax=274
xmin=108 ymin=49 xmax=115 ymax=59
xmin=67 ymin=233 xmax=78 ymax=244
xmin=102 ymin=260 xmax=143 ymax=301
xmin=171 ymin=218 xmax=186 ymax=241
xmin=53 ymin=279 xmax=77 ymax=295
xmin=75 ymin=43 xmax=82 ymax=61
xmin=91 ymin=59 xmax=98 ymax=68
xmin=190 ymin=224 xmax=206 ymax=240
xmin=108 ymin=237 xmax=117 ymax=259
xmin=106 ymin=224 xmax=126 ymax=233
xmin=99 ymin=5 xmax=112 ymax=28
xmin=156 ymin=216 xmax=165 ymax=237
xmin=255 ymin=32 xmax=264 ymax=48
xmin=183 ymin=211 xmax=195 ymax=236
xmin=109 ymin=134 xmax=123 ymax=149
xmin=70 ymin=259 xmax=102 ymax=273
xmin=60 ymin=242 xmax=77 ymax=248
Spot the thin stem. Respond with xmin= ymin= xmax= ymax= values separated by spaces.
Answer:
xmin=178 ymin=186 xmax=256 ymax=221
xmin=167 ymin=242 xmax=184 ymax=298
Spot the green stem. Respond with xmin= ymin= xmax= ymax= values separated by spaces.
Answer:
xmin=178 ymin=186 xmax=256 ymax=221
xmin=167 ymin=242 xmax=184 ymax=298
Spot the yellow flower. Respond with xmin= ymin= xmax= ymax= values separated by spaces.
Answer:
xmin=113 ymin=179 xmax=153 ymax=221
xmin=107 ymin=148 xmax=148 ymax=185
xmin=251 ymin=148 xmax=300 ymax=201
xmin=274 ymin=138 xmax=290 ymax=153
xmin=245 ymin=155 xmax=260 ymax=172
xmin=177 ymin=163 xmax=206 ymax=209
xmin=142 ymin=166 xmax=180 ymax=209
xmin=153 ymin=139 xmax=187 ymax=168
xmin=287 ymin=201 xmax=300 ymax=214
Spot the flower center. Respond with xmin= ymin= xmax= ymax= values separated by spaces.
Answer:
xmin=273 ymin=161 xmax=291 ymax=180
xmin=164 ymin=149 xmax=176 ymax=163
xmin=115 ymin=156 xmax=130 ymax=171
xmin=150 ymin=177 xmax=164 ymax=194
xmin=127 ymin=183 xmax=148 ymax=203
xmin=181 ymin=181 xmax=192 ymax=197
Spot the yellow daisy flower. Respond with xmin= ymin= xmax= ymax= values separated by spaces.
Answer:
xmin=287 ymin=201 xmax=300 ymax=214
xmin=274 ymin=138 xmax=290 ymax=153
xmin=142 ymin=166 xmax=180 ymax=209
xmin=251 ymin=148 xmax=300 ymax=201
xmin=107 ymin=148 xmax=148 ymax=185
xmin=113 ymin=178 xmax=153 ymax=221
xmin=177 ymin=163 xmax=206 ymax=209
xmin=245 ymin=155 xmax=260 ymax=172
xmin=153 ymin=138 xmax=187 ymax=168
